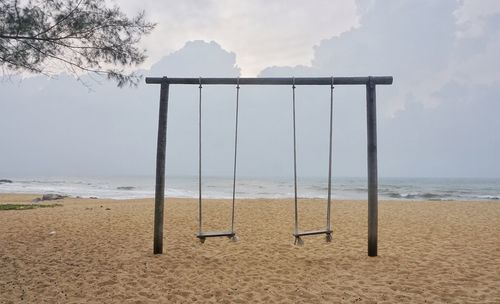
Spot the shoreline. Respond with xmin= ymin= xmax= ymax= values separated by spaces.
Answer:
xmin=1 ymin=192 xmax=499 ymax=203
xmin=2 ymin=176 xmax=499 ymax=201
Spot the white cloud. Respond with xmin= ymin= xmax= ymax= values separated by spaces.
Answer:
xmin=454 ymin=0 xmax=500 ymax=38
xmin=3 ymin=0 xmax=500 ymax=178
xmin=115 ymin=0 xmax=360 ymax=76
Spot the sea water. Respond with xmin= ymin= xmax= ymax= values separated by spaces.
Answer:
xmin=0 ymin=176 xmax=499 ymax=201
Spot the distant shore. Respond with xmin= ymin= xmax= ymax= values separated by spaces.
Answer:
xmin=1 ymin=193 xmax=499 ymax=303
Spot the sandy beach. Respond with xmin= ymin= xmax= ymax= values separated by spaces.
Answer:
xmin=0 ymin=194 xmax=499 ymax=303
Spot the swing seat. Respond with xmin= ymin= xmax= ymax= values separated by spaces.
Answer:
xmin=196 ymin=231 xmax=236 ymax=239
xmin=293 ymin=229 xmax=332 ymax=237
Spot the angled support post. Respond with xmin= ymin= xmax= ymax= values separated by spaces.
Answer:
xmin=366 ymin=76 xmax=378 ymax=257
xmin=153 ymin=79 xmax=169 ymax=254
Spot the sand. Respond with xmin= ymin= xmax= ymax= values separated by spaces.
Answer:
xmin=0 ymin=193 xmax=499 ymax=303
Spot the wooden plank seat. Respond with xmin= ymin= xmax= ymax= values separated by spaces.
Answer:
xmin=293 ymin=229 xmax=332 ymax=237
xmin=293 ymin=230 xmax=333 ymax=245
xmin=197 ymin=231 xmax=235 ymax=239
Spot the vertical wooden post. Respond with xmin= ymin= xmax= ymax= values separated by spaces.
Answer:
xmin=153 ymin=80 xmax=169 ymax=254
xmin=366 ymin=77 xmax=378 ymax=257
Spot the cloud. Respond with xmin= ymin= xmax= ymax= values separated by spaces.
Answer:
xmin=454 ymin=0 xmax=500 ymax=38
xmin=0 ymin=41 xmax=246 ymax=177
xmin=149 ymin=40 xmax=240 ymax=77
xmin=309 ymin=0 xmax=459 ymax=113
xmin=116 ymin=0 xmax=360 ymax=76
xmin=381 ymin=81 xmax=500 ymax=177
xmin=259 ymin=0 xmax=500 ymax=177
xmin=1 ymin=1 xmax=499 ymax=179
xmin=450 ymin=13 xmax=500 ymax=86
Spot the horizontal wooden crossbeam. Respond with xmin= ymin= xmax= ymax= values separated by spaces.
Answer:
xmin=145 ymin=76 xmax=393 ymax=86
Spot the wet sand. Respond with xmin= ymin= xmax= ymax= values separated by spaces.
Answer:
xmin=1 ymin=194 xmax=499 ymax=303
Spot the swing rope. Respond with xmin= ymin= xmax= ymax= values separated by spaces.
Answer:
xmin=198 ymin=77 xmax=203 ymax=236
xmin=231 ymin=77 xmax=240 ymax=234
xmin=326 ymin=76 xmax=334 ymax=240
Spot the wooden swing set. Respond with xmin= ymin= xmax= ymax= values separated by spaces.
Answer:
xmin=146 ymin=76 xmax=393 ymax=257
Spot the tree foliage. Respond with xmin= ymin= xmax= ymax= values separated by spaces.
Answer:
xmin=0 ymin=0 xmax=155 ymax=87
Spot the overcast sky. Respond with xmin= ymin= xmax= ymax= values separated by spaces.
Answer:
xmin=116 ymin=0 xmax=361 ymax=76
xmin=1 ymin=0 xmax=499 ymax=178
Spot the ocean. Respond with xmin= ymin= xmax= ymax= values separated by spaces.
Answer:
xmin=0 ymin=176 xmax=499 ymax=201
